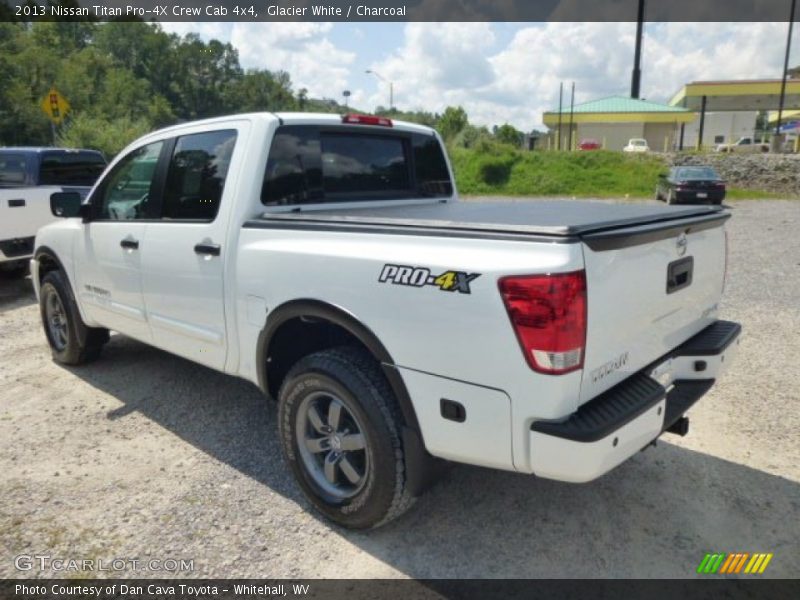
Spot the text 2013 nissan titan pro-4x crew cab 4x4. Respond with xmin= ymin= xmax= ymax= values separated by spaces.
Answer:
xmin=33 ymin=113 xmax=741 ymax=528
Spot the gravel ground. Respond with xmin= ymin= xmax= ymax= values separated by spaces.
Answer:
xmin=0 ymin=199 xmax=798 ymax=579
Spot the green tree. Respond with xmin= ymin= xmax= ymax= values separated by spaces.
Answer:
xmin=226 ymin=69 xmax=297 ymax=112
xmin=171 ymin=35 xmax=242 ymax=119
xmin=437 ymin=106 xmax=468 ymax=141
xmin=495 ymin=123 xmax=523 ymax=147
xmin=56 ymin=113 xmax=151 ymax=158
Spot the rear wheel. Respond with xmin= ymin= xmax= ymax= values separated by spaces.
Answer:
xmin=278 ymin=346 xmax=414 ymax=529
xmin=40 ymin=270 xmax=108 ymax=365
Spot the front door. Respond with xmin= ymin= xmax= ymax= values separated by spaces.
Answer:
xmin=75 ymin=141 xmax=165 ymax=342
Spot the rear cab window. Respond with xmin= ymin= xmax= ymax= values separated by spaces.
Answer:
xmin=262 ymin=125 xmax=453 ymax=206
xmin=37 ymin=151 xmax=107 ymax=187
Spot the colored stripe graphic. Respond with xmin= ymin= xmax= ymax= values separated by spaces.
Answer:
xmin=758 ymin=554 xmax=774 ymax=573
xmin=719 ymin=554 xmax=735 ymax=573
xmin=698 ymin=552 xmax=773 ymax=575
xmin=697 ymin=554 xmax=712 ymax=574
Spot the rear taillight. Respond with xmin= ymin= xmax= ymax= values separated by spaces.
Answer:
xmin=342 ymin=114 xmax=393 ymax=127
xmin=498 ymin=271 xmax=587 ymax=375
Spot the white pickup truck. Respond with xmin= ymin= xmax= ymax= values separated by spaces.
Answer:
xmin=32 ymin=113 xmax=741 ymax=529
xmin=714 ymin=136 xmax=769 ymax=153
xmin=0 ymin=148 xmax=106 ymax=276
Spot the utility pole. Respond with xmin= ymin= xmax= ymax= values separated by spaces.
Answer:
xmin=631 ymin=0 xmax=645 ymax=98
xmin=568 ymin=82 xmax=575 ymax=151
xmin=557 ymin=82 xmax=563 ymax=151
xmin=365 ymin=69 xmax=394 ymax=111
xmin=775 ymin=0 xmax=796 ymax=142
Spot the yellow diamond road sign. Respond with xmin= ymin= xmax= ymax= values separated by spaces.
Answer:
xmin=40 ymin=88 xmax=70 ymax=125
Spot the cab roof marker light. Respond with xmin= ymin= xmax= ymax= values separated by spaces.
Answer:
xmin=342 ymin=114 xmax=393 ymax=127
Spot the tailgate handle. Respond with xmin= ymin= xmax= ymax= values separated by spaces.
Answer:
xmin=667 ymin=256 xmax=693 ymax=294
xmin=8 ymin=199 xmax=25 ymax=207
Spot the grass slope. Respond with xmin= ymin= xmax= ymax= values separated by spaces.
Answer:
xmin=449 ymin=147 xmax=779 ymax=198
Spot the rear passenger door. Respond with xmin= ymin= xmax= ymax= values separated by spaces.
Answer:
xmin=140 ymin=128 xmax=239 ymax=370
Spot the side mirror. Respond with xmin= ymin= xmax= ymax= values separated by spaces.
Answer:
xmin=50 ymin=192 xmax=83 ymax=218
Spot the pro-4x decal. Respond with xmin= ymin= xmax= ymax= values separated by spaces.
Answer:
xmin=378 ymin=264 xmax=480 ymax=294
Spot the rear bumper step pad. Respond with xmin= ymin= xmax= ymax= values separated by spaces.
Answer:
xmin=531 ymin=320 xmax=741 ymax=443
xmin=532 ymin=373 xmax=664 ymax=442
xmin=672 ymin=320 xmax=741 ymax=357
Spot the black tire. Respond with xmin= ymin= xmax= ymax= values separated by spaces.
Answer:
xmin=655 ymin=185 xmax=662 ymax=201
xmin=40 ymin=270 xmax=109 ymax=365
xmin=278 ymin=346 xmax=414 ymax=529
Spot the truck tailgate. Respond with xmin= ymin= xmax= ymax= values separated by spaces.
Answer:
xmin=578 ymin=214 xmax=729 ymax=404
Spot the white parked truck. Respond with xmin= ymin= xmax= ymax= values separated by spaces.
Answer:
xmin=32 ymin=113 xmax=741 ymax=528
xmin=714 ymin=136 xmax=769 ymax=153
xmin=0 ymin=148 xmax=105 ymax=276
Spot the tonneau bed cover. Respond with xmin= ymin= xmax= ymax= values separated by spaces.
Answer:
xmin=251 ymin=200 xmax=728 ymax=240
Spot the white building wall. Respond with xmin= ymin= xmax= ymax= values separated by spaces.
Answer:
xmin=576 ymin=123 xmax=644 ymax=151
xmin=680 ymin=111 xmax=758 ymax=149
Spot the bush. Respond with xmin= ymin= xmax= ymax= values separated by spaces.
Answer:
xmin=477 ymin=153 xmax=518 ymax=186
xmin=56 ymin=113 xmax=152 ymax=158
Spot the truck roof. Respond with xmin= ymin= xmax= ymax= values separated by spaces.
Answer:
xmin=0 ymin=147 xmax=104 ymax=155
xmin=140 ymin=112 xmax=437 ymax=138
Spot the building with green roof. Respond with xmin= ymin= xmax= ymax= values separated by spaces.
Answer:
xmin=542 ymin=95 xmax=694 ymax=151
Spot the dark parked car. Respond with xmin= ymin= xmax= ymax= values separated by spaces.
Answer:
xmin=656 ymin=165 xmax=726 ymax=205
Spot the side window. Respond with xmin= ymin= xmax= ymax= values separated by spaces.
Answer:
xmin=38 ymin=152 xmax=106 ymax=187
xmin=96 ymin=142 xmax=163 ymax=221
xmin=162 ymin=130 xmax=237 ymax=221
xmin=0 ymin=153 xmax=29 ymax=187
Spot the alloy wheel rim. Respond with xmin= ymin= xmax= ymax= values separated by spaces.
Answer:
xmin=45 ymin=291 xmax=68 ymax=351
xmin=295 ymin=391 xmax=369 ymax=500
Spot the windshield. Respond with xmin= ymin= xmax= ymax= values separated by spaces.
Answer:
xmin=631 ymin=139 xmax=647 ymax=146
xmin=675 ymin=166 xmax=719 ymax=180
xmin=0 ymin=153 xmax=29 ymax=187
xmin=38 ymin=151 xmax=107 ymax=186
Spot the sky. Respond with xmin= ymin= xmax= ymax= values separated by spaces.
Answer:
xmin=160 ymin=22 xmax=800 ymax=131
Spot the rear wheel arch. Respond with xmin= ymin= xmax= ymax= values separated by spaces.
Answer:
xmin=257 ymin=299 xmax=421 ymax=433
